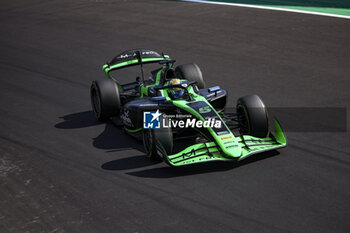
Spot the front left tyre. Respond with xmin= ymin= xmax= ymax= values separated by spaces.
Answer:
xmin=143 ymin=128 xmax=173 ymax=161
xmin=90 ymin=79 xmax=121 ymax=121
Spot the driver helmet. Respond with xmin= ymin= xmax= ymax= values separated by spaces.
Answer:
xmin=168 ymin=78 xmax=184 ymax=99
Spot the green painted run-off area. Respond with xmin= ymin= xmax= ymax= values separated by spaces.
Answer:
xmin=207 ymin=0 xmax=350 ymax=16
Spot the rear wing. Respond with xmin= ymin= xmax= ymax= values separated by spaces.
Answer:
xmin=102 ymin=49 xmax=170 ymax=91
xmin=102 ymin=49 xmax=170 ymax=74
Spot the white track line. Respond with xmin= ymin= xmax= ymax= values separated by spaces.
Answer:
xmin=181 ymin=0 xmax=350 ymax=19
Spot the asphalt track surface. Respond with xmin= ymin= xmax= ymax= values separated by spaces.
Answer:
xmin=1 ymin=1 xmax=350 ymax=232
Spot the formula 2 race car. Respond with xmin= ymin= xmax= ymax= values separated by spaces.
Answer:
xmin=90 ymin=49 xmax=287 ymax=166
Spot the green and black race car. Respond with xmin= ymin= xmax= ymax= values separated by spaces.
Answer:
xmin=90 ymin=49 xmax=287 ymax=166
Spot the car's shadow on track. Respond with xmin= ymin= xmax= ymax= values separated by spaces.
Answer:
xmin=55 ymin=110 xmax=145 ymax=152
xmin=103 ymin=150 xmax=280 ymax=178
xmin=101 ymin=155 xmax=161 ymax=171
xmin=55 ymin=111 xmax=280 ymax=178
xmin=55 ymin=111 xmax=102 ymax=129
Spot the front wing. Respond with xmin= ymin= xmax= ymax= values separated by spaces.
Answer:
xmin=161 ymin=118 xmax=287 ymax=166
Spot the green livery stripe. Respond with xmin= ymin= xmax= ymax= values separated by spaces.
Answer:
xmin=124 ymin=127 xmax=143 ymax=133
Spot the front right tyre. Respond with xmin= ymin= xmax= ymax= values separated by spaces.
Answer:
xmin=90 ymin=79 xmax=121 ymax=121
xmin=175 ymin=63 xmax=205 ymax=89
xmin=236 ymin=94 xmax=269 ymax=138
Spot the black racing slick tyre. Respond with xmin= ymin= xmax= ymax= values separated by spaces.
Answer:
xmin=143 ymin=128 xmax=173 ymax=161
xmin=175 ymin=63 xmax=205 ymax=89
xmin=90 ymin=79 xmax=121 ymax=121
xmin=236 ymin=94 xmax=269 ymax=138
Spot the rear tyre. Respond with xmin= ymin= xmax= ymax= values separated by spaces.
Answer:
xmin=175 ymin=63 xmax=205 ymax=89
xmin=143 ymin=128 xmax=173 ymax=161
xmin=90 ymin=79 xmax=121 ymax=121
xmin=236 ymin=94 xmax=269 ymax=138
